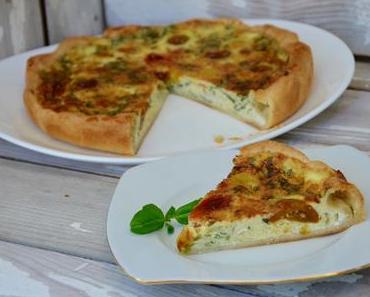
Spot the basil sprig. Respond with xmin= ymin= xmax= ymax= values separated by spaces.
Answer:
xmin=129 ymin=204 xmax=165 ymax=234
xmin=130 ymin=198 xmax=201 ymax=235
xmin=174 ymin=199 xmax=202 ymax=225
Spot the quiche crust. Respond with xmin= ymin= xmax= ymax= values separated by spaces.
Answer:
xmin=25 ymin=19 xmax=313 ymax=154
xmin=177 ymin=141 xmax=366 ymax=254
xmin=250 ymin=26 xmax=313 ymax=128
xmin=24 ymin=49 xmax=167 ymax=155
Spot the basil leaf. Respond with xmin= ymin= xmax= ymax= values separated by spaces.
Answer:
xmin=175 ymin=198 xmax=202 ymax=225
xmin=130 ymin=204 xmax=164 ymax=234
xmin=165 ymin=206 xmax=176 ymax=221
xmin=166 ymin=223 xmax=174 ymax=234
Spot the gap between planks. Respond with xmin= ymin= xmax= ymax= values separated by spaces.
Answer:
xmin=351 ymin=61 xmax=370 ymax=91
xmin=0 ymin=139 xmax=127 ymax=178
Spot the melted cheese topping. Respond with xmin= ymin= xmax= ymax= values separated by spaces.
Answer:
xmin=36 ymin=19 xmax=289 ymax=121
xmin=190 ymin=152 xmax=350 ymax=224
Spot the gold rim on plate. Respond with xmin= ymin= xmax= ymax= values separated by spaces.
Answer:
xmin=108 ymin=240 xmax=370 ymax=285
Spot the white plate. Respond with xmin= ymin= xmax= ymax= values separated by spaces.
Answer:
xmin=107 ymin=145 xmax=370 ymax=284
xmin=0 ymin=19 xmax=354 ymax=165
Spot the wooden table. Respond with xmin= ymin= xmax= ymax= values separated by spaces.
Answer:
xmin=0 ymin=62 xmax=370 ymax=297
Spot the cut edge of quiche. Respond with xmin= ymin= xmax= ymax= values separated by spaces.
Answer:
xmin=177 ymin=141 xmax=366 ymax=254
xmin=169 ymin=21 xmax=312 ymax=129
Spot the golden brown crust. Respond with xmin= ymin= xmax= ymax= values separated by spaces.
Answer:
xmin=24 ymin=52 xmax=138 ymax=155
xmin=324 ymin=175 xmax=367 ymax=224
xmin=255 ymin=24 xmax=299 ymax=46
xmin=177 ymin=141 xmax=366 ymax=254
xmin=103 ymin=18 xmax=243 ymax=37
xmin=176 ymin=18 xmax=243 ymax=29
xmin=238 ymin=140 xmax=309 ymax=162
xmin=251 ymin=25 xmax=313 ymax=128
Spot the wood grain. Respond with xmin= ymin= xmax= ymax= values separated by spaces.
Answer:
xmin=0 ymin=138 xmax=127 ymax=178
xmin=105 ymin=0 xmax=370 ymax=56
xmin=281 ymin=89 xmax=370 ymax=152
xmin=0 ymin=158 xmax=117 ymax=263
xmin=0 ymin=0 xmax=44 ymax=59
xmin=352 ymin=62 xmax=370 ymax=91
xmin=0 ymin=240 xmax=260 ymax=297
xmin=45 ymin=0 xmax=105 ymax=44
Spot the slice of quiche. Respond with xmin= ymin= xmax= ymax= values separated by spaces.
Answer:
xmin=177 ymin=141 xmax=366 ymax=254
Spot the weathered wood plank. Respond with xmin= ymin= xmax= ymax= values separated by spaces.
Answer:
xmin=281 ymin=89 xmax=370 ymax=152
xmin=0 ymin=0 xmax=45 ymax=59
xmin=0 ymin=240 xmax=258 ymax=297
xmin=0 ymin=158 xmax=117 ymax=263
xmin=0 ymin=138 xmax=127 ymax=178
xmin=105 ymin=0 xmax=370 ymax=56
xmin=45 ymin=0 xmax=105 ymax=44
xmin=0 ymin=235 xmax=369 ymax=297
xmin=351 ymin=61 xmax=370 ymax=91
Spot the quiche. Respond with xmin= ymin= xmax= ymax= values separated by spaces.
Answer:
xmin=177 ymin=141 xmax=366 ymax=254
xmin=24 ymin=19 xmax=313 ymax=155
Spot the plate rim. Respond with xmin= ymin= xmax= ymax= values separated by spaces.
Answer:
xmin=107 ymin=145 xmax=370 ymax=285
xmin=115 ymin=263 xmax=370 ymax=285
xmin=0 ymin=19 xmax=355 ymax=165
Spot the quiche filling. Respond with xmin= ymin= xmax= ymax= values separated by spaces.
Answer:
xmin=177 ymin=143 xmax=365 ymax=254
xmin=36 ymin=20 xmax=290 ymax=131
